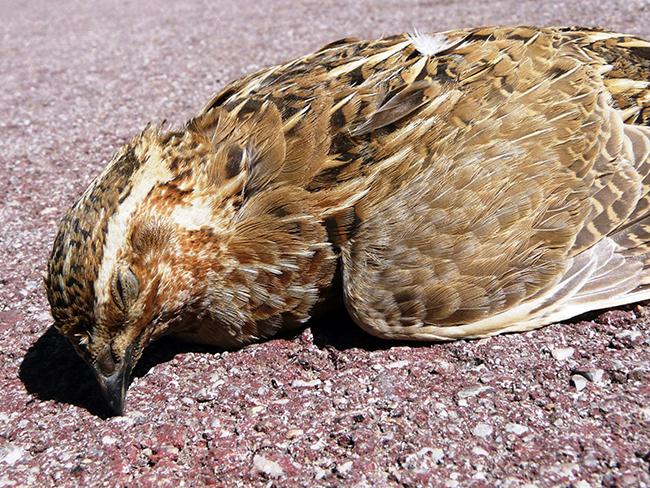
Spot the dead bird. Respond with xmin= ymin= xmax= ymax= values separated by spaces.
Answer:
xmin=45 ymin=26 xmax=650 ymax=414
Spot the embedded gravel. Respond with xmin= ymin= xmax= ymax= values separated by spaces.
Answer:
xmin=1 ymin=0 xmax=650 ymax=486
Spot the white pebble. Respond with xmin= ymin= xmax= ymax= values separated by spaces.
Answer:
xmin=386 ymin=360 xmax=409 ymax=369
xmin=40 ymin=207 xmax=58 ymax=215
xmin=1 ymin=446 xmax=24 ymax=466
xmin=337 ymin=461 xmax=353 ymax=474
xmin=505 ymin=423 xmax=528 ymax=435
xmin=615 ymin=329 xmax=642 ymax=341
xmin=575 ymin=369 xmax=604 ymax=384
xmin=471 ymin=423 xmax=493 ymax=438
xmin=406 ymin=447 xmax=445 ymax=465
xmin=253 ymin=454 xmax=284 ymax=478
xmin=429 ymin=448 xmax=445 ymax=463
xmin=458 ymin=386 xmax=491 ymax=399
xmin=571 ymin=375 xmax=588 ymax=392
xmin=314 ymin=466 xmax=329 ymax=480
xmin=291 ymin=379 xmax=322 ymax=388
xmin=551 ymin=347 xmax=574 ymax=361
xmin=310 ymin=437 xmax=327 ymax=451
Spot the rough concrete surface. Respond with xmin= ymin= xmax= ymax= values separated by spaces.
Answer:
xmin=1 ymin=0 xmax=650 ymax=486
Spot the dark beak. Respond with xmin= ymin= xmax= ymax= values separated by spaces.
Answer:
xmin=93 ymin=344 xmax=136 ymax=416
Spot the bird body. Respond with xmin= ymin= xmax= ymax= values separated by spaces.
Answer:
xmin=46 ymin=26 xmax=650 ymax=413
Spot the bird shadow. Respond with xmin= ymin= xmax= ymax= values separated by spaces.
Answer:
xmin=302 ymin=302 xmax=423 ymax=352
xmin=20 ymin=287 xmax=430 ymax=419
xmin=18 ymin=325 xmax=212 ymax=418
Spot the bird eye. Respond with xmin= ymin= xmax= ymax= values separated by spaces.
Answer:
xmin=111 ymin=265 xmax=140 ymax=311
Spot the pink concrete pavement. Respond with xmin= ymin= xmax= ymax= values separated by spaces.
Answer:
xmin=1 ymin=0 xmax=649 ymax=485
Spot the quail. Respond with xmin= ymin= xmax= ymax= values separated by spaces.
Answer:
xmin=46 ymin=26 xmax=650 ymax=414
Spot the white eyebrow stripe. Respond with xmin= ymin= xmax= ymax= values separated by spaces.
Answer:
xmin=93 ymin=144 xmax=172 ymax=311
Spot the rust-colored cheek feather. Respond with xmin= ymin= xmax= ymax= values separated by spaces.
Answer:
xmin=46 ymin=25 xmax=650 ymax=414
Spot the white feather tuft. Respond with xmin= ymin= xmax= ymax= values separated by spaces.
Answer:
xmin=408 ymin=29 xmax=456 ymax=56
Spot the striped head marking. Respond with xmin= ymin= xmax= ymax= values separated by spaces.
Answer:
xmin=44 ymin=127 xmax=217 ymax=413
xmin=45 ymin=105 xmax=306 ymax=413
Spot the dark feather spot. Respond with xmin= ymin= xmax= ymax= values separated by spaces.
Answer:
xmin=330 ymin=109 xmax=346 ymax=131
xmin=466 ymin=32 xmax=494 ymax=42
xmin=347 ymin=66 xmax=365 ymax=86
xmin=405 ymin=48 xmax=420 ymax=61
xmin=273 ymin=205 xmax=289 ymax=218
xmin=117 ymin=187 xmax=133 ymax=204
xmin=435 ymin=63 xmax=456 ymax=83
xmin=204 ymin=87 xmax=237 ymax=111
xmin=65 ymin=276 xmax=83 ymax=289
xmin=508 ymin=33 xmax=533 ymax=42
xmin=237 ymin=98 xmax=265 ymax=118
xmin=225 ymin=145 xmax=243 ymax=178
xmin=324 ymin=206 xmax=361 ymax=246
xmin=330 ymin=132 xmax=355 ymax=153
xmin=548 ymin=65 xmax=568 ymax=78
xmin=630 ymin=46 xmax=650 ymax=60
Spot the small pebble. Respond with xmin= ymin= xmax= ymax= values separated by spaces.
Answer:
xmin=571 ymin=375 xmax=588 ymax=392
xmin=39 ymin=206 xmax=58 ymax=215
xmin=505 ymin=423 xmax=528 ymax=435
xmin=286 ymin=429 xmax=304 ymax=439
xmin=291 ymin=379 xmax=322 ymax=388
xmin=551 ymin=347 xmax=575 ymax=361
xmin=472 ymin=447 xmax=489 ymax=456
xmin=471 ymin=423 xmax=493 ymax=438
xmin=573 ymin=369 xmax=604 ymax=384
xmin=253 ymin=454 xmax=284 ymax=478
xmin=2 ymin=447 xmax=24 ymax=466
xmin=615 ymin=329 xmax=642 ymax=341
xmin=615 ymin=329 xmax=643 ymax=347
xmin=337 ymin=461 xmax=353 ymax=474
xmin=458 ymin=385 xmax=492 ymax=399
xmin=101 ymin=436 xmax=118 ymax=446
xmin=429 ymin=448 xmax=445 ymax=463
xmin=314 ymin=466 xmax=329 ymax=480
xmin=386 ymin=360 xmax=409 ymax=369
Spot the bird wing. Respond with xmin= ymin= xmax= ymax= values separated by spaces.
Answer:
xmin=335 ymin=27 xmax=650 ymax=340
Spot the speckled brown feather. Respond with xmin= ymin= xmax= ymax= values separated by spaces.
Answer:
xmin=46 ymin=26 xmax=650 ymax=379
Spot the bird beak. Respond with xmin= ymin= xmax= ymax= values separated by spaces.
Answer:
xmin=93 ymin=343 xmax=136 ymax=416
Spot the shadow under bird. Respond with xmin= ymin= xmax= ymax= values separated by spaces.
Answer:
xmin=45 ymin=26 xmax=650 ymax=415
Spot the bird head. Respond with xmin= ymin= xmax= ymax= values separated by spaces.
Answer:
xmin=45 ymin=101 xmax=336 ymax=415
xmin=44 ymin=122 xmax=246 ymax=415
